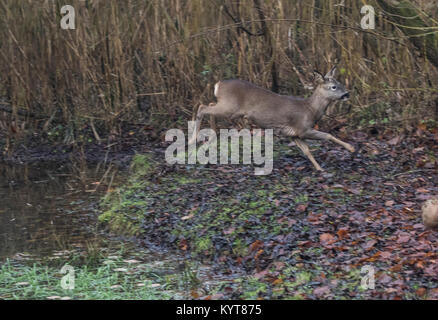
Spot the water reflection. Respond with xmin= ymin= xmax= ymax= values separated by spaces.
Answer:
xmin=0 ymin=161 xmax=118 ymax=259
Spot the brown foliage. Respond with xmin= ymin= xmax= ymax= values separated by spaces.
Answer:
xmin=0 ymin=0 xmax=437 ymax=145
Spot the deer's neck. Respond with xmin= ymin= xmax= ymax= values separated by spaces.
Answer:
xmin=306 ymin=90 xmax=332 ymax=122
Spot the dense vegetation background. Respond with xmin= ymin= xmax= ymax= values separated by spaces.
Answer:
xmin=0 ymin=0 xmax=438 ymax=150
xmin=1 ymin=1 xmax=438 ymax=300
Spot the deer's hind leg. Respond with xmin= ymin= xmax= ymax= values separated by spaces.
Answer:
xmin=294 ymin=138 xmax=324 ymax=171
xmin=189 ymin=104 xmax=206 ymax=145
xmin=209 ymin=115 xmax=217 ymax=133
xmin=189 ymin=103 xmax=225 ymax=145
xmin=280 ymin=126 xmax=323 ymax=171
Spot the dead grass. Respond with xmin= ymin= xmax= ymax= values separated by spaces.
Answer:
xmin=0 ymin=0 xmax=437 ymax=149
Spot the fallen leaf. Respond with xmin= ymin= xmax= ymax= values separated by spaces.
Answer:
xmin=250 ymin=240 xmax=264 ymax=252
xmin=320 ymin=233 xmax=336 ymax=245
xmin=288 ymin=219 xmax=297 ymax=227
xmin=313 ymin=286 xmax=330 ymax=297
xmin=255 ymin=249 xmax=264 ymax=260
xmin=379 ymin=274 xmax=392 ymax=284
xmin=388 ymin=136 xmax=403 ymax=145
xmin=180 ymin=239 xmax=188 ymax=251
xmin=416 ymin=288 xmax=427 ymax=297
xmin=123 ymin=259 xmax=141 ymax=264
xmin=253 ymin=269 xmax=269 ymax=279
xmin=110 ymin=285 xmax=122 ymax=289
xmin=337 ymin=229 xmax=349 ymax=240
xmin=390 ymin=264 xmax=403 ymax=272
xmin=397 ymin=235 xmax=410 ymax=244
xmin=223 ymin=227 xmax=235 ymax=235
xmin=273 ymin=261 xmax=285 ymax=270
xmin=181 ymin=213 xmax=194 ymax=220
xmin=363 ymin=240 xmax=377 ymax=250
xmin=385 ymin=200 xmax=394 ymax=207
xmin=210 ymin=293 xmax=225 ymax=299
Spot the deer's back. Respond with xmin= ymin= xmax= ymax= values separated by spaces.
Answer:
xmin=215 ymin=80 xmax=313 ymax=133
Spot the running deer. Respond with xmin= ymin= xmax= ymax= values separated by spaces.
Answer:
xmin=189 ymin=67 xmax=354 ymax=171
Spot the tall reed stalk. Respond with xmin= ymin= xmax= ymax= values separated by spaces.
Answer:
xmin=0 ymin=0 xmax=437 ymax=149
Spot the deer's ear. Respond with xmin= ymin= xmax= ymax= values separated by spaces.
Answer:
xmin=325 ymin=66 xmax=337 ymax=79
xmin=313 ymin=70 xmax=325 ymax=84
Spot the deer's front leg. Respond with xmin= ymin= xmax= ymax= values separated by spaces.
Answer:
xmin=303 ymin=129 xmax=355 ymax=152
xmin=294 ymin=138 xmax=324 ymax=171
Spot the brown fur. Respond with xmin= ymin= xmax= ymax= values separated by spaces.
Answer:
xmin=189 ymin=67 xmax=354 ymax=171
xmin=422 ymin=198 xmax=438 ymax=230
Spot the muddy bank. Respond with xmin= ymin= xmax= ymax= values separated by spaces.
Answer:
xmin=0 ymin=122 xmax=166 ymax=167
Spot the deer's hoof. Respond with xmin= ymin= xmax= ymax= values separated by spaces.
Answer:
xmin=188 ymin=137 xmax=196 ymax=145
xmin=346 ymin=144 xmax=355 ymax=153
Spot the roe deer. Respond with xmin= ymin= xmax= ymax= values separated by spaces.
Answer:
xmin=189 ymin=66 xmax=354 ymax=171
xmin=422 ymin=198 xmax=438 ymax=230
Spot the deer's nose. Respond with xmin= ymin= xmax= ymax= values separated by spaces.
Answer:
xmin=341 ymin=92 xmax=350 ymax=100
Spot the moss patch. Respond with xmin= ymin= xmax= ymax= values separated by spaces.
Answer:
xmin=98 ymin=153 xmax=156 ymax=236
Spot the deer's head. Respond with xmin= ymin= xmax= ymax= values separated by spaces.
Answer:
xmin=314 ymin=67 xmax=349 ymax=101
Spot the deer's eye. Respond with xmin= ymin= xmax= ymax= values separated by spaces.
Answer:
xmin=331 ymin=85 xmax=337 ymax=91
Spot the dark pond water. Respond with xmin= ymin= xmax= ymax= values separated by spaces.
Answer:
xmin=0 ymin=161 xmax=118 ymax=260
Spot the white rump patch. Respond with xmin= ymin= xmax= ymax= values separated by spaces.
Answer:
xmin=214 ymin=82 xmax=220 ymax=97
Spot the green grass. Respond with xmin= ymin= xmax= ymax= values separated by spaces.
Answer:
xmin=0 ymin=258 xmax=175 ymax=300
